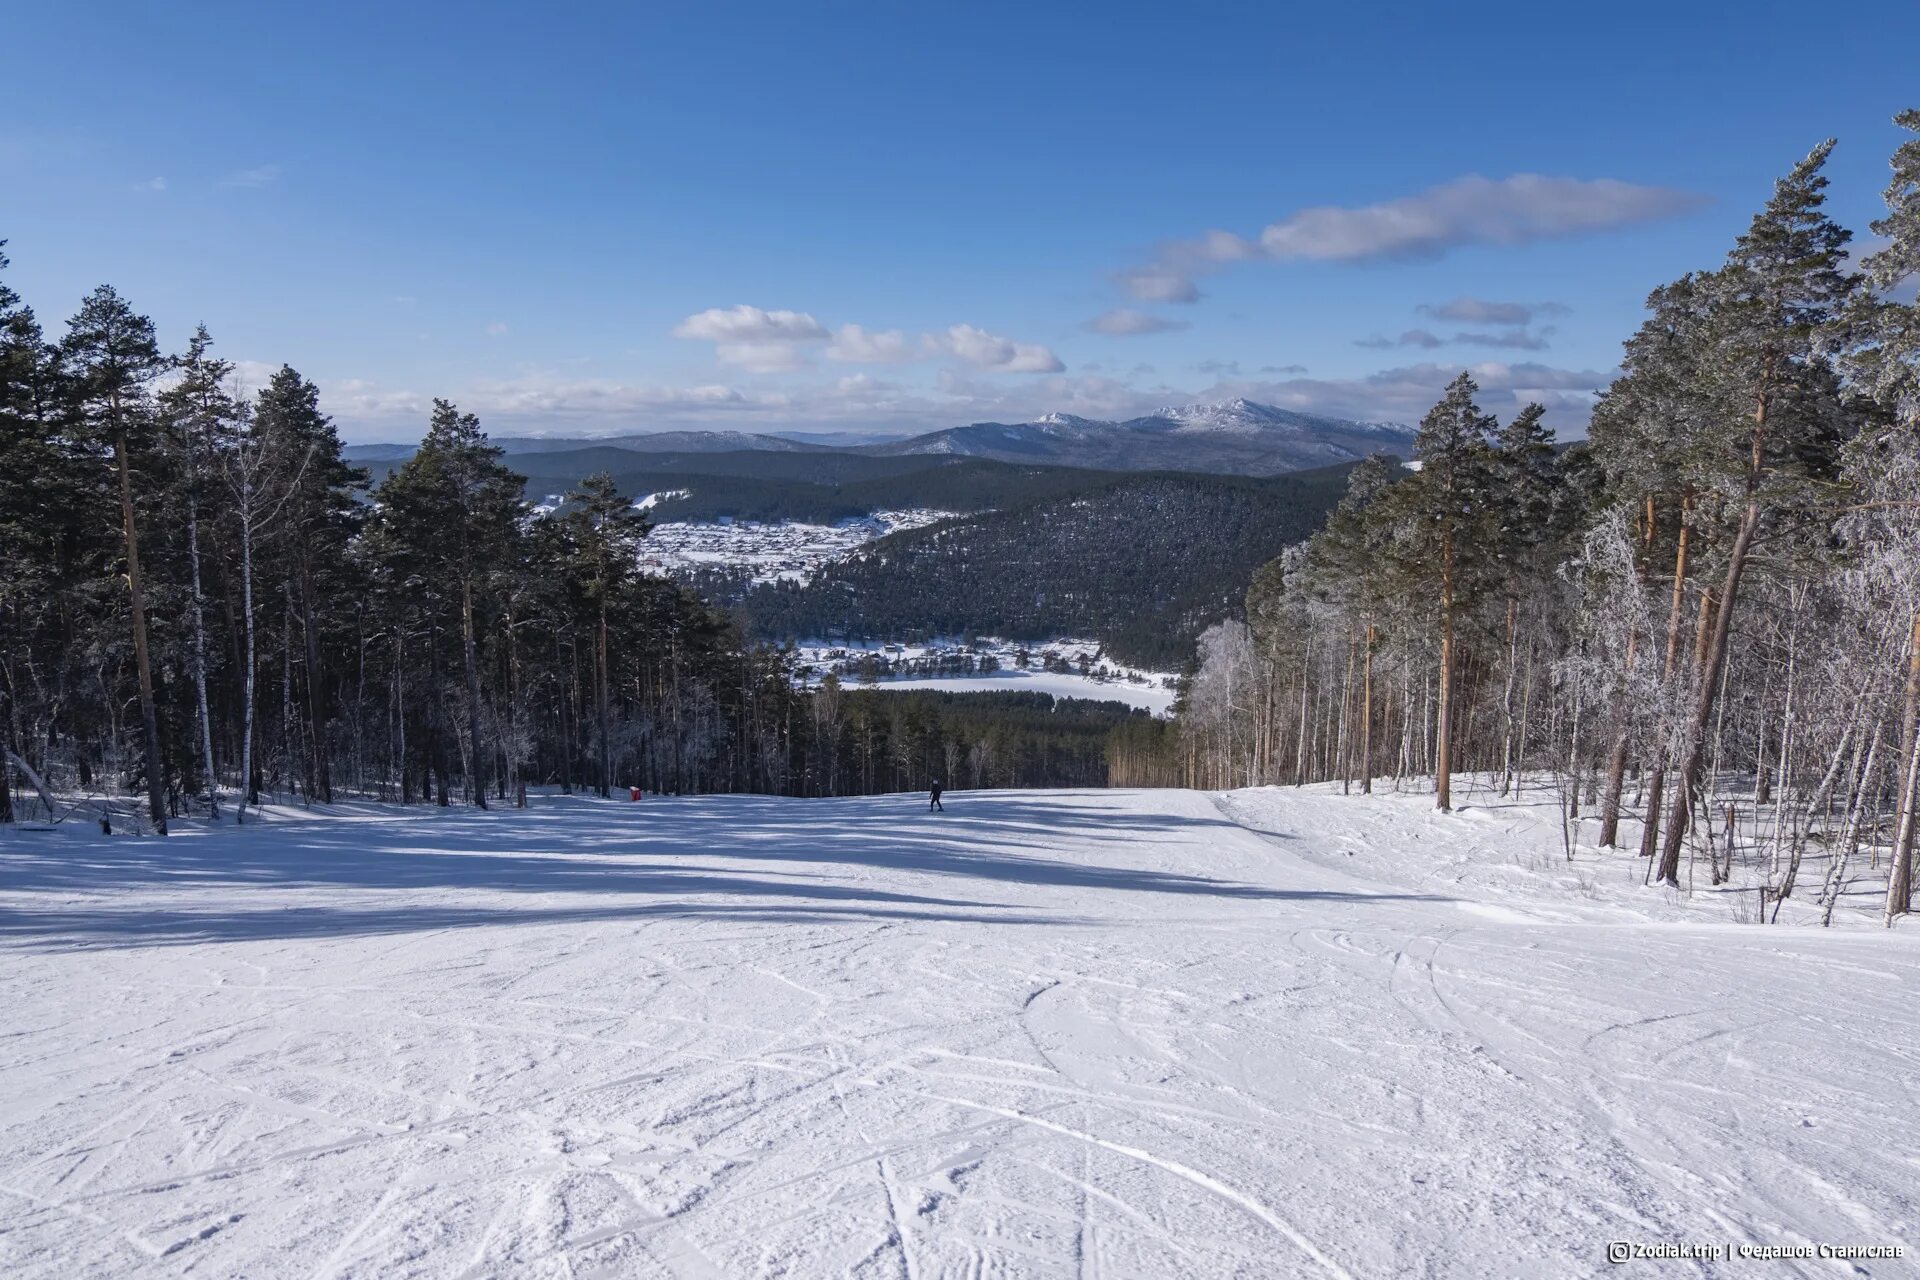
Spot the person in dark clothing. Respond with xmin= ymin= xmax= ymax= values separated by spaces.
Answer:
xmin=929 ymin=780 xmax=944 ymax=811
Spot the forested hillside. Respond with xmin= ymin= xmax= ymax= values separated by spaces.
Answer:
xmin=731 ymin=467 xmax=1355 ymax=667
xmin=364 ymin=447 xmax=1148 ymax=525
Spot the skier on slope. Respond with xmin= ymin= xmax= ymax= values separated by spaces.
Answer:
xmin=929 ymin=779 xmax=944 ymax=812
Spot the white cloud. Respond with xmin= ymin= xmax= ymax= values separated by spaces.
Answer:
xmin=672 ymin=305 xmax=828 ymax=343
xmin=1118 ymin=267 xmax=1202 ymax=303
xmin=1418 ymin=297 xmax=1568 ymax=325
xmin=1453 ymin=327 xmax=1554 ymax=350
xmin=934 ymin=324 xmax=1064 ymax=373
xmin=485 ymin=321 xmax=510 ymax=337
xmin=674 ymin=306 xmax=1063 ymax=376
xmin=825 ymin=324 xmax=917 ymax=363
xmin=228 ymin=359 xmax=281 ymax=400
xmin=136 ymin=176 xmax=167 ymax=192
xmin=1124 ymin=175 xmax=1704 ymax=301
xmin=220 ymin=164 xmax=282 ymax=189
xmin=1258 ymin=175 xmax=1703 ymax=262
xmin=1199 ymin=360 xmax=1608 ymax=430
xmin=1358 ymin=325 xmax=1554 ymax=352
xmin=1357 ymin=329 xmax=1445 ymax=350
xmin=714 ymin=341 xmax=813 ymax=373
xmin=1087 ymin=309 xmax=1189 ymax=336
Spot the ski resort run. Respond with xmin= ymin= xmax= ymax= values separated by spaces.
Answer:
xmin=2 ymin=783 xmax=1915 ymax=1277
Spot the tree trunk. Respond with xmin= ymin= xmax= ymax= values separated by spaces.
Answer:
xmin=115 ymin=435 xmax=168 ymax=834
xmin=1886 ymin=612 xmax=1920 ymax=920
xmin=4 ymin=748 xmax=56 ymax=819
xmin=1360 ymin=621 xmax=1375 ymax=794
xmin=393 ymin=628 xmax=408 ymax=803
xmin=186 ymin=494 xmax=219 ymax=817
xmin=1292 ymin=632 xmax=1312 ymax=786
xmin=236 ymin=496 xmax=258 ymax=823
xmin=1436 ymin=529 xmax=1455 ymax=812
xmin=1499 ymin=596 xmax=1519 ymax=795
xmin=556 ymin=630 xmax=573 ymax=795
xmin=1338 ymin=625 xmax=1357 ymax=794
xmin=1656 ymin=503 xmax=1761 ymax=885
xmin=597 ymin=597 xmax=612 ymax=797
xmin=300 ymin=564 xmax=333 ymax=802
xmin=1638 ymin=496 xmax=1693 ymax=859
xmin=460 ymin=576 xmax=489 ymax=808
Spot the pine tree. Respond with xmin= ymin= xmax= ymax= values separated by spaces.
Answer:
xmin=0 ymin=243 xmax=62 ymax=822
xmin=561 ymin=472 xmax=652 ymax=797
xmin=158 ymin=326 xmax=245 ymax=816
xmin=1295 ymin=454 xmax=1402 ymax=791
xmin=254 ymin=366 xmax=366 ymax=803
xmin=1586 ymin=274 xmax=1719 ymax=850
xmin=372 ymin=401 xmax=525 ymax=807
xmin=1653 ymin=141 xmax=1858 ymax=885
xmin=1394 ymin=372 xmax=1497 ymax=811
xmin=1833 ymin=110 xmax=1920 ymax=919
xmin=62 ymin=286 xmax=170 ymax=833
xmin=1486 ymin=402 xmax=1563 ymax=793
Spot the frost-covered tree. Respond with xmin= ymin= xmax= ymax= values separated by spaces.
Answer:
xmin=1831 ymin=110 xmax=1920 ymax=918
xmin=1652 ymin=141 xmax=1858 ymax=885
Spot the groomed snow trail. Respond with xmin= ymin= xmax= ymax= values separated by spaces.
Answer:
xmin=1 ymin=788 xmax=1915 ymax=1278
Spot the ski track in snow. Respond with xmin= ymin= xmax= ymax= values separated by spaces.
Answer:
xmin=1 ymin=785 xmax=1916 ymax=1277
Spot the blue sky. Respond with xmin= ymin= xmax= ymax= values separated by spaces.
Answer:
xmin=4 ymin=0 xmax=1916 ymax=441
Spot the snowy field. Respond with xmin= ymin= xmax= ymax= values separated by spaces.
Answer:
xmin=2 ymin=786 xmax=1916 ymax=1277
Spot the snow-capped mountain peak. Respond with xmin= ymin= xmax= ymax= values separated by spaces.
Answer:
xmin=1030 ymin=412 xmax=1104 ymax=431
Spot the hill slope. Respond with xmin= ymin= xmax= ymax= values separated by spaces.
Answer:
xmin=737 ymin=465 xmax=1355 ymax=666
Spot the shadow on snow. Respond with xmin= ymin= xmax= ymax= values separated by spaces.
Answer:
xmin=0 ymin=790 xmax=1446 ymax=948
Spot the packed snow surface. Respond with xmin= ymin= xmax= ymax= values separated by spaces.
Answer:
xmin=2 ymin=785 xmax=1916 ymax=1277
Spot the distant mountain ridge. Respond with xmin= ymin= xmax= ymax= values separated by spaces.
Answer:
xmin=344 ymin=399 xmax=1414 ymax=477
xmin=862 ymin=398 xmax=1414 ymax=475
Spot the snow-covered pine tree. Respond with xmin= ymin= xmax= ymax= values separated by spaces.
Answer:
xmin=1653 ymin=141 xmax=1859 ymax=886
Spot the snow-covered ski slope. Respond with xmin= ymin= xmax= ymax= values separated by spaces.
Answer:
xmin=2 ymin=786 xmax=1915 ymax=1278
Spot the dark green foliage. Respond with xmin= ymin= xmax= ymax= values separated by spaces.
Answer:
xmin=738 ymin=467 xmax=1355 ymax=668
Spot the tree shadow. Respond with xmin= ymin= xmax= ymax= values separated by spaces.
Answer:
xmin=0 ymin=789 xmax=1448 ymax=948
xmin=0 ymin=898 xmax=1083 ymax=952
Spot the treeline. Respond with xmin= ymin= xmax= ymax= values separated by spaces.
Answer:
xmin=803 ymin=687 xmax=1153 ymax=794
xmin=0 ymin=260 xmax=1146 ymax=826
xmin=740 ymin=468 xmax=1353 ymax=667
xmin=1174 ymin=119 xmax=1920 ymax=920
